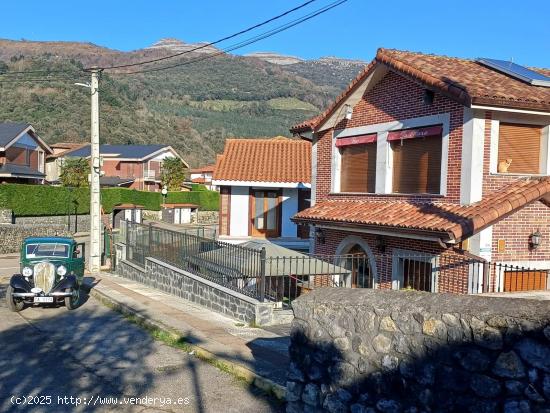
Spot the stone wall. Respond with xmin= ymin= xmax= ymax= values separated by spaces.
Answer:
xmin=116 ymin=257 xmax=275 ymax=325
xmin=192 ymin=210 xmax=218 ymax=225
xmin=0 ymin=224 xmax=70 ymax=254
xmin=287 ymin=288 xmax=550 ymax=413
xmin=14 ymin=214 xmax=91 ymax=232
xmin=0 ymin=209 xmax=12 ymax=224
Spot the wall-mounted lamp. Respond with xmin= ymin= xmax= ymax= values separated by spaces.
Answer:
xmin=315 ymin=227 xmax=326 ymax=244
xmin=344 ymin=104 xmax=353 ymax=120
xmin=529 ymin=230 xmax=542 ymax=250
xmin=376 ymin=235 xmax=386 ymax=253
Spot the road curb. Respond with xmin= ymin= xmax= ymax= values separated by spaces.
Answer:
xmin=89 ymin=287 xmax=286 ymax=401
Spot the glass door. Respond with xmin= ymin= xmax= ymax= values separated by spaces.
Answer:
xmin=251 ymin=190 xmax=280 ymax=238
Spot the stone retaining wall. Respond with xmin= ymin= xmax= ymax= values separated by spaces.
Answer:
xmin=14 ymin=214 xmax=91 ymax=232
xmin=287 ymin=288 xmax=550 ymax=413
xmin=192 ymin=210 xmax=218 ymax=225
xmin=0 ymin=224 xmax=71 ymax=254
xmin=0 ymin=209 xmax=12 ymax=224
xmin=117 ymin=257 xmax=275 ymax=325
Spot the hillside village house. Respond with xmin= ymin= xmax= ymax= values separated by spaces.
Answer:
xmin=190 ymin=164 xmax=217 ymax=191
xmin=291 ymin=48 xmax=550 ymax=294
xmin=46 ymin=144 xmax=188 ymax=191
xmin=212 ymin=137 xmax=311 ymax=251
xmin=0 ymin=123 xmax=52 ymax=184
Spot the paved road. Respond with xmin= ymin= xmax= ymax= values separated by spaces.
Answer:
xmin=0 ymin=272 xmax=282 ymax=412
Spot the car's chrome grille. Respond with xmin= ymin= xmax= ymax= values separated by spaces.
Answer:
xmin=34 ymin=262 xmax=56 ymax=293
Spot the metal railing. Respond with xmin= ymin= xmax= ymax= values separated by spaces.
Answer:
xmin=143 ymin=170 xmax=157 ymax=180
xmin=122 ymin=221 xmax=549 ymax=306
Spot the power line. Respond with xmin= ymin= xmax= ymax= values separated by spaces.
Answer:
xmin=0 ymin=76 xmax=86 ymax=84
xmin=0 ymin=68 xmax=82 ymax=77
xmin=98 ymin=0 xmax=318 ymax=70
xmin=117 ymin=0 xmax=348 ymax=75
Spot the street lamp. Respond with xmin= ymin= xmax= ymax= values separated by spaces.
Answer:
xmin=161 ymin=186 xmax=168 ymax=205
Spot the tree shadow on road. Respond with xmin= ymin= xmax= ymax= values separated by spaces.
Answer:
xmin=0 ymin=281 xmax=283 ymax=413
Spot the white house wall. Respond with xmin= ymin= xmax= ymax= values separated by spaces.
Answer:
xmin=229 ymin=186 xmax=249 ymax=237
xmin=281 ymin=188 xmax=298 ymax=238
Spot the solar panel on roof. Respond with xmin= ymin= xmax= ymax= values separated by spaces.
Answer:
xmin=477 ymin=58 xmax=550 ymax=87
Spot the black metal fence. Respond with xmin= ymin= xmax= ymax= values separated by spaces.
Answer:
xmin=122 ymin=221 xmax=549 ymax=306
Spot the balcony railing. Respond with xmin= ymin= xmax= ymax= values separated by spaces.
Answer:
xmin=143 ymin=170 xmax=157 ymax=180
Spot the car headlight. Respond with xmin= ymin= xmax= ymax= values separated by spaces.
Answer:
xmin=57 ymin=265 xmax=67 ymax=276
xmin=22 ymin=267 xmax=33 ymax=277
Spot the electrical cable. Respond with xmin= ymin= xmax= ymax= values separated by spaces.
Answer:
xmin=116 ymin=0 xmax=347 ymax=75
xmin=98 ymin=0 xmax=319 ymax=70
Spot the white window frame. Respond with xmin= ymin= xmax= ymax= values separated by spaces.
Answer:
xmin=332 ymin=113 xmax=450 ymax=196
xmin=391 ymin=248 xmax=439 ymax=292
xmin=489 ymin=112 xmax=550 ymax=176
xmin=37 ymin=149 xmax=45 ymax=173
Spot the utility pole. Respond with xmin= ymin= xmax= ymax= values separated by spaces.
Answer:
xmin=89 ymin=68 xmax=102 ymax=273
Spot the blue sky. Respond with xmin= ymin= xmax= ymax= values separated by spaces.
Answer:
xmin=2 ymin=0 xmax=549 ymax=67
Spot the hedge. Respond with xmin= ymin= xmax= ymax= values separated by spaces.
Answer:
xmin=165 ymin=190 xmax=219 ymax=211
xmin=0 ymin=184 xmax=219 ymax=216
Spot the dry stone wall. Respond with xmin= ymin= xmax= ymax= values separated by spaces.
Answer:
xmin=288 ymin=289 xmax=550 ymax=413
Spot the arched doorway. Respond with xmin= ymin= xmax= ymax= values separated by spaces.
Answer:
xmin=335 ymin=236 xmax=377 ymax=288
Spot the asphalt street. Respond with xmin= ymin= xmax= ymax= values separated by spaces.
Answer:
xmin=0 ymin=260 xmax=282 ymax=413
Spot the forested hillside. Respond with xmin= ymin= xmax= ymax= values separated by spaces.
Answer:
xmin=0 ymin=39 xmax=365 ymax=166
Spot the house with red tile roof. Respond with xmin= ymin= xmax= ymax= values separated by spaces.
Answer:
xmin=190 ymin=163 xmax=217 ymax=191
xmin=291 ymin=48 xmax=550 ymax=294
xmin=46 ymin=144 xmax=188 ymax=191
xmin=212 ymin=137 xmax=312 ymax=250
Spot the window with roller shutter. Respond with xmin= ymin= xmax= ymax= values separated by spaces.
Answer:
xmin=498 ymin=123 xmax=543 ymax=174
xmin=338 ymin=134 xmax=377 ymax=193
xmin=390 ymin=126 xmax=442 ymax=194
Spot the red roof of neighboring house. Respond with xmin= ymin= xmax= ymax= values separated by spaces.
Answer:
xmin=213 ymin=137 xmax=311 ymax=184
xmin=291 ymin=48 xmax=550 ymax=133
xmin=190 ymin=164 xmax=216 ymax=173
xmin=191 ymin=177 xmax=208 ymax=184
xmin=113 ymin=203 xmax=144 ymax=209
xmin=161 ymin=203 xmax=199 ymax=208
xmin=293 ymin=177 xmax=550 ymax=242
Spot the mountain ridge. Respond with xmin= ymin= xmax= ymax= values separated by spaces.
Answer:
xmin=0 ymin=38 xmax=366 ymax=166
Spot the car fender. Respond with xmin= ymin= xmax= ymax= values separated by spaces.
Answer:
xmin=9 ymin=274 xmax=32 ymax=292
xmin=51 ymin=275 xmax=78 ymax=293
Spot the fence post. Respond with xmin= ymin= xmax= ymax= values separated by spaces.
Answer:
xmin=125 ymin=220 xmax=130 ymax=261
xmin=148 ymin=222 xmax=153 ymax=258
xmin=482 ymin=262 xmax=490 ymax=293
xmin=259 ymin=247 xmax=266 ymax=302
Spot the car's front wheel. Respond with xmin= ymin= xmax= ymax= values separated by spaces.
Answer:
xmin=6 ymin=285 xmax=25 ymax=312
xmin=64 ymin=287 xmax=80 ymax=310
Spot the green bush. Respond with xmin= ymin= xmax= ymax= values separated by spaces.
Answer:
xmin=165 ymin=190 xmax=219 ymax=211
xmin=0 ymin=184 xmax=219 ymax=216
xmin=101 ymin=188 xmax=160 ymax=213
xmin=190 ymin=183 xmax=208 ymax=191
xmin=0 ymin=184 xmax=89 ymax=216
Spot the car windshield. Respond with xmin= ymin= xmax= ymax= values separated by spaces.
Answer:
xmin=26 ymin=243 xmax=70 ymax=259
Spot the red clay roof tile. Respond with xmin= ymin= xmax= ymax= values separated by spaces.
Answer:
xmin=291 ymin=48 xmax=550 ymax=133
xmin=292 ymin=177 xmax=550 ymax=242
xmin=213 ymin=137 xmax=311 ymax=184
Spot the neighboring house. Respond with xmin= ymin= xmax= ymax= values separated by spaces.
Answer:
xmin=291 ymin=48 xmax=550 ymax=293
xmin=46 ymin=144 xmax=189 ymax=191
xmin=212 ymin=137 xmax=312 ymax=250
xmin=0 ymin=123 xmax=52 ymax=184
xmin=190 ymin=164 xmax=217 ymax=191
xmin=46 ymin=142 xmax=87 ymax=183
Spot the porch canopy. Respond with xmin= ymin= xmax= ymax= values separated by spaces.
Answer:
xmin=187 ymin=239 xmax=351 ymax=278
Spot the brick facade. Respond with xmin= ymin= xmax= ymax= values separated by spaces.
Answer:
xmin=309 ymin=69 xmax=549 ymax=293
xmin=480 ymin=112 xmax=550 ymax=262
xmin=315 ymin=71 xmax=464 ymax=204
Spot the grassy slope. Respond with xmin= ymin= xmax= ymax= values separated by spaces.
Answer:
xmin=0 ymin=52 xmax=361 ymax=166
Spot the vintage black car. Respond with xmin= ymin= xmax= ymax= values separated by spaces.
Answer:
xmin=6 ymin=237 xmax=85 ymax=312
